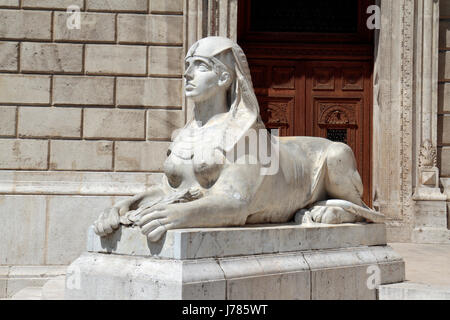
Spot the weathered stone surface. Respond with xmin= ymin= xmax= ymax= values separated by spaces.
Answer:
xmin=219 ymin=253 xmax=311 ymax=300
xmin=66 ymin=242 xmax=404 ymax=300
xmin=440 ymin=147 xmax=450 ymax=176
xmin=0 ymin=266 xmax=8 ymax=298
xmin=21 ymin=43 xmax=83 ymax=73
xmin=10 ymin=287 xmax=43 ymax=300
xmin=439 ymin=51 xmax=450 ymax=80
xmin=443 ymin=178 xmax=450 ymax=198
xmin=305 ymin=246 xmax=404 ymax=299
xmin=150 ymin=0 xmax=183 ymax=14
xmin=0 ymin=196 xmax=47 ymax=265
xmin=41 ymin=277 xmax=65 ymax=300
xmin=83 ymin=109 xmax=145 ymax=139
xmin=22 ymin=0 xmax=83 ymax=9
xmin=0 ymin=0 xmax=19 ymax=7
xmin=390 ymin=242 xmax=450 ymax=287
xmin=116 ymin=78 xmax=182 ymax=107
xmin=0 ymin=139 xmax=48 ymax=169
xmin=147 ymin=109 xmax=184 ymax=140
xmin=0 ymin=106 xmax=16 ymax=136
xmin=148 ymin=46 xmax=183 ymax=76
xmin=46 ymin=196 xmax=114 ymax=264
xmin=439 ymin=115 xmax=450 ymax=144
xmin=0 ymin=10 xmax=51 ymax=40
xmin=0 ymin=41 xmax=18 ymax=71
xmin=53 ymin=76 xmax=114 ymax=105
xmin=18 ymin=107 xmax=81 ymax=138
xmin=118 ymin=14 xmax=183 ymax=44
xmin=54 ymin=12 xmax=115 ymax=42
xmin=411 ymin=227 xmax=450 ymax=243
xmin=0 ymin=74 xmax=50 ymax=104
xmin=411 ymin=201 xmax=450 ymax=244
xmin=65 ymin=252 xmax=226 ymax=300
xmin=114 ymin=141 xmax=169 ymax=171
xmin=0 ymin=170 xmax=163 ymax=196
xmin=379 ymin=282 xmax=450 ymax=300
xmin=85 ymin=45 xmax=146 ymax=75
xmin=86 ymin=0 xmax=147 ymax=12
xmin=439 ymin=83 xmax=450 ymax=112
xmin=87 ymin=223 xmax=387 ymax=259
xmin=50 ymin=140 xmax=113 ymax=171
xmin=5 ymin=266 xmax=67 ymax=298
xmin=414 ymin=200 xmax=447 ymax=229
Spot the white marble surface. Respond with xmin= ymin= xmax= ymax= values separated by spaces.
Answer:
xmin=0 ymin=265 xmax=67 ymax=299
xmin=66 ymin=244 xmax=404 ymax=300
xmin=87 ymin=223 xmax=387 ymax=259
xmin=379 ymin=282 xmax=450 ymax=300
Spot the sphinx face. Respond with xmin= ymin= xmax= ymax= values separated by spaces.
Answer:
xmin=183 ymin=56 xmax=222 ymax=102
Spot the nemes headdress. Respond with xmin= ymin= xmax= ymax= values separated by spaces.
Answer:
xmin=185 ymin=36 xmax=264 ymax=152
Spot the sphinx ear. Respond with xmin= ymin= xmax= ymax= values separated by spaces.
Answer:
xmin=218 ymin=71 xmax=231 ymax=88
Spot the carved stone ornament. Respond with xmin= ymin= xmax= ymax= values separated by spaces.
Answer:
xmin=418 ymin=139 xmax=437 ymax=168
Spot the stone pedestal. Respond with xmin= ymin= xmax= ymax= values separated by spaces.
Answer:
xmin=411 ymin=200 xmax=450 ymax=243
xmin=65 ymin=223 xmax=405 ymax=300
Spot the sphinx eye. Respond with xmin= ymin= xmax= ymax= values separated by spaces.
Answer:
xmin=198 ymin=62 xmax=210 ymax=71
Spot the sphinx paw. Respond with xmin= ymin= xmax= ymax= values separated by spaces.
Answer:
xmin=309 ymin=206 xmax=357 ymax=224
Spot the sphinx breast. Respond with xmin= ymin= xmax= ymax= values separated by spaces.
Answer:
xmin=163 ymin=152 xmax=185 ymax=189
xmin=192 ymin=155 xmax=223 ymax=189
xmin=163 ymin=146 xmax=225 ymax=189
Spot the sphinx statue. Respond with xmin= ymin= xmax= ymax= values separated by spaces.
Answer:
xmin=93 ymin=36 xmax=384 ymax=242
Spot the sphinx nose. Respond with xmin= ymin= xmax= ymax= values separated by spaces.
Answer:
xmin=183 ymin=72 xmax=193 ymax=81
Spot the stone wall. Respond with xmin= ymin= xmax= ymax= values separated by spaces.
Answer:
xmin=0 ymin=0 xmax=185 ymax=277
xmin=439 ymin=0 xmax=450 ymax=229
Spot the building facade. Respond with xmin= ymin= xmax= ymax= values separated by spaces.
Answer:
xmin=0 ymin=0 xmax=448 ymax=298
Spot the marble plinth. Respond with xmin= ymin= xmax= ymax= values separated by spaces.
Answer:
xmin=65 ymin=223 xmax=405 ymax=300
xmin=87 ymin=223 xmax=387 ymax=259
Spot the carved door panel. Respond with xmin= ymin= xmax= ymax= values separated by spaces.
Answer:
xmin=306 ymin=61 xmax=372 ymax=204
xmin=239 ymin=0 xmax=374 ymax=205
xmin=247 ymin=59 xmax=372 ymax=205
xmin=248 ymin=59 xmax=305 ymax=137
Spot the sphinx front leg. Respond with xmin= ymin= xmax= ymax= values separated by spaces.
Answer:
xmin=136 ymin=195 xmax=248 ymax=242
xmin=93 ymin=185 xmax=167 ymax=236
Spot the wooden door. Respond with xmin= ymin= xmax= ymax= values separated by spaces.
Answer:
xmin=249 ymin=59 xmax=305 ymax=136
xmin=248 ymin=59 xmax=372 ymax=205
xmin=305 ymin=61 xmax=372 ymax=205
xmin=239 ymin=0 xmax=374 ymax=205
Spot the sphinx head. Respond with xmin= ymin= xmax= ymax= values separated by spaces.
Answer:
xmin=183 ymin=37 xmax=238 ymax=103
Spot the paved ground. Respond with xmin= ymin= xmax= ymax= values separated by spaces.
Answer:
xmin=389 ymin=242 xmax=450 ymax=287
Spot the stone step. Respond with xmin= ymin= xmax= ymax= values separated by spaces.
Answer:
xmin=379 ymin=282 xmax=450 ymax=300
xmin=9 ymin=277 xmax=65 ymax=300
xmin=0 ymin=265 xmax=68 ymax=299
xmin=41 ymin=277 xmax=65 ymax=300
xmin=10 ymin=287 xmax=43 ymax=300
